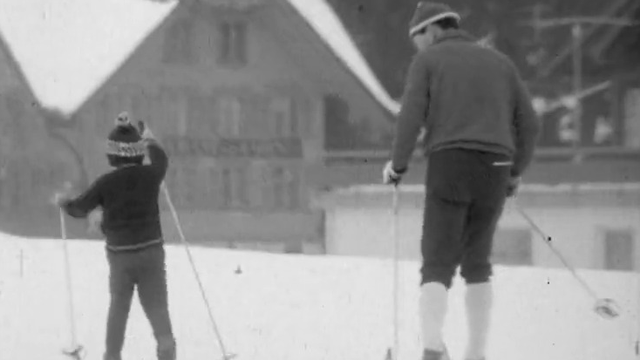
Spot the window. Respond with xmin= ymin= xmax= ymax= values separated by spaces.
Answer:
xmin=218 ymin=21 xmax=247 ymax=65
xmin=221 ymin=167 xmax=233 ymax=208
xmin=191 ymin=164 xmax=215 ymax=210
xmin=204 ymin=166 xmax=219 ymax=206
xmin=187 ymin=91 xmax=217 ymax=136
xmin=272 ymin=167 xmax=285 ymax=209
xmin=217 ymin=97 xmax=242 ymax=137
xmin=491 ymin=228 xmax=533 ymax=266
xmin=581 ymin=89 xmax=618 ymax=147
xmin=534 ymin=85 xmax=623 ymax=148
xmin=156 ymin=87 xmax=187 ymax=135
xmin=269 ymin=166 xmax=300 ymax=210
xmin=220 ymin=166 xmax=250 ymax=209
xmin=163 ymin=19 xmax=195 ymax=65
xmin=623 ymin=88 xmax=640 ymax=148
xmin=269 ymin=96 xmax=297 ymax=137
xmin=172 ymin=164 xmax=198 ymax=208
xmin=323 ymin=94 xmax=352 ymax=150
xmin=603 ymin=229 xmax=635 ymax=271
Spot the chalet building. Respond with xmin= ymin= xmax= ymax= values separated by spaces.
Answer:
xmin=2 ymin=0 xmax=638 ymax=259
xmin=0 ymin=34 xmax=82 ymax=237
xmin=47 ymin=0 xmax=398 ymax=251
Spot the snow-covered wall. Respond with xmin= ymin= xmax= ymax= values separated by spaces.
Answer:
xmin=315 ymin=184 xmax=640 ymax=271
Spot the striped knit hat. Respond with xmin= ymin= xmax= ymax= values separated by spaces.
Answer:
xmin=409 ymin=2 xmax=460 ymax=38
xmin=106 ymin=112 xmax=145 ymax=158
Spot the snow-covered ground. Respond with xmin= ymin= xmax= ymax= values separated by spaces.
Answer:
xmin=0 ymin=232 xmax=638 ymax=360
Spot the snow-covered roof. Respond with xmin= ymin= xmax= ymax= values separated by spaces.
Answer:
xmin=0 ymin=0 xmax=400 ymax=116
xmin=286 ymin=0 xmax=401 ymax=116
xmin=0 ymin=0 xmax=177 ymax=115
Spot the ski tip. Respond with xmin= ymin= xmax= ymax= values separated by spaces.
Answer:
xmin=594 ymin=298 xmax=621 ymax=319
xmin=223 ymin=353 xmax=238 ymax=360
xmin=62 ymin=345 xmax=85 ymax=360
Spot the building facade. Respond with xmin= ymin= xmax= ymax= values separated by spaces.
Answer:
xmin=51 ymin=0 xmax=395 ymax=248
xmin=314 ymin=184 xmax=640 ymax=272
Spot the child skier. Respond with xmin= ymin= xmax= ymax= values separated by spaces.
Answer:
xmin=54 ymin=112 xmax=176 ymax=360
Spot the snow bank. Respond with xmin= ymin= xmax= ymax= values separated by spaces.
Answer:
xmin=0 ymin=234 xmax=637 ymax=360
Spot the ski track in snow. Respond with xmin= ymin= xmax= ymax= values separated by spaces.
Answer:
xmin=0 ymin=233 xmax=638 ymax=360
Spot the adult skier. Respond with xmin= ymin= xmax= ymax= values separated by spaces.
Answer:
xmin=382 ymin=2 xmax=541 ymax=360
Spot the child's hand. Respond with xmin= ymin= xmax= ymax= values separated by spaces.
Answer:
xmin=52 ymin=192 xmax=71 ymax=207
xmin=137 ymin=121 xmax=154 ymax=140
xmin=51 ymin=182 xmax=74 ymax=207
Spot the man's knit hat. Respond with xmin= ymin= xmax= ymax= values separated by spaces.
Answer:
xmin=106 ymin=112 xmax=145 ymax=158
xmin=409 ymin=2 xmax=460 ymax=38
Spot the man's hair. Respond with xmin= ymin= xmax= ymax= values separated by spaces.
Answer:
xmin=433 ymin=17 xmax=459 ymax=30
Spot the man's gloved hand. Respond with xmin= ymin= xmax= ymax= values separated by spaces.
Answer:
xmin=506 ymin=176 xmax=521 ymax=197
xmin=383 ymin=160 xmax=405 ymax=185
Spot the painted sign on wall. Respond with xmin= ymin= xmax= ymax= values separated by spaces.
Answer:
xmin=163 ymin=136 xmax=303 ymax=158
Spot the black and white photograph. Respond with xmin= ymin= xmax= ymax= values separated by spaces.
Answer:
xmin=0 ymin=0 xmax=638 ymax=359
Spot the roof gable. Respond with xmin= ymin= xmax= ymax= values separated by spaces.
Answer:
xmin=0 ymin=0 xmax=176 ymax=115
xmin=0 ymin=0 xmax=398 ymax=116
xmin=284 ymin=0 xmax=400 ymax=115
xmin=0 ymin=32 xmax=37 ymax=100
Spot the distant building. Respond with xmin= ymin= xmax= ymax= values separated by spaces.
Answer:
xmin=49 ymin=0 xmax=398 ymax=250
xmin=314 ymin=184 xmax=640 ymax=272
xmin=4 ymin=0 xmax=639 ymax=252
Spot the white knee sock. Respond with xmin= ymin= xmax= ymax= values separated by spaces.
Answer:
xmin=419 ymin=282 xmax=449 ymax=352
xmin=465 ymin=282 xmax=493 ymax=360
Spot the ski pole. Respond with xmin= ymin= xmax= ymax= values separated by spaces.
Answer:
xmin=59 ymin=207 xmax=84 ymax=360
xmin=386 ymin=184 xmax=400 ymax=360
xmin=139 ymin=120 xmax=235 ymax=360
xmin=514 ymin=204 xmax=621 ymax=320
xmin=160 ymin=183 xmax=235 ymax=360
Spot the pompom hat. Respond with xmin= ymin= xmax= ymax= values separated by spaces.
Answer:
xmin=106 ymin=112 xmax=145 ymax=158
xmin=409 ymin=2 xmax=460 ymax=38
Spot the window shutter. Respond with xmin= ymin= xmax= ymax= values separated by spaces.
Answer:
xmin=603 ymin=229 xmax=635 ymax=271
xmin=234 ymin=22 xmax=247 ymax=64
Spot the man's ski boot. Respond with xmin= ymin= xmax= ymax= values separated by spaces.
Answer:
xmin=103 ymin=353 xmax=122 ymax=360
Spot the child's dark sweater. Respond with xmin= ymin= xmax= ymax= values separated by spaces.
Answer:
xmin=62 ymin=139 xmax=168 ymax=251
